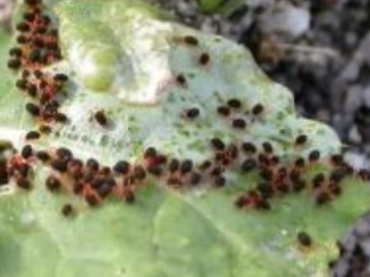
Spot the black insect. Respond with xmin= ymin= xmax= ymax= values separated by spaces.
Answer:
xmin=227 ymin=98 xmax=242 ymax=109
xmin=7 ymin=59 xmax=21 ymax=70
xmin=26 ymin=84 xmax=38 ymax=97
xmin=51 ymin=159 xmax=68 ymax=173
xmin=331 ymin=154 xmax=344 ymax=166
xmin=9 ymin=47 xmax=22 ymax=57
xmin=144 ymin=147 xmax=157 ymax=159
xmin=61 ymin=204 xmax=74 ymax=217
xmin=46 ymin=175 xmax=62 ymax=192
xmin=25 ymin=130 xmax=41 ymax=140
xmin=183 ymin=35 xmax=199 ymax=46
xmin=176 ymin=74 xmax=187 ymax=86
xmin=54 ymin=73 xmax=69 ymax=82
xmin=241 ymin=142 xmax=257 ymax=154
xmin=25 ymin=102 xmax=40 ymax=117
xmin=199 ymin=53 xmax=210 ymax=65
xmin=86 ymin=158 xmax=100 ymax=172
xmin=240 ymin=158 xmax=257 ymax=173
xmin=256 ymin=182 xmax=274 ymax=198
xmin=308 ymin=150 xmax=320 ymax=162
xmin=33 ymin=69 xmax=43 ymax=79
xmin=312 ymin=173 xmax=325 ymax=189
xmin=211 ymin=166 xmax=223 ymax=176
xmin=262 ymin=142 xmax=273 ymax=154
xmin=21 ymin=145 xmax=33 ymax=159
xmin=180 ymin=159 xmax=193 ymax=174
xmin=94 ymin=110 xmax=108 ymax=126
xmin=329 ymin=169 xmax=347 ymax=183
xmin=56 ymin=147 xmax=73 ymax=161
xmin=232 ymin=118 xmax=246 ymax=129
xmin=29 ymin=49 xmax=42 ymax=63
xmin=16 ymin=178 xmax=31 ymax=190
xmin=147 ymin=165 xmax=163 ymax=176
xmin=16 ymin=22 xmax=30 ymax=33
xmin=36 ymin=151 xmax=50 ymax=162
xmin=252 ymin=103 xmax=264 ymax=116
xmin=259 ymin=168 xmax=273 ymax=181
xmin=16 ymin=35 xmax=27 ymax=44
xmin=186 ymin=108 xmax=200 ymax=119
xmin=54 ymin=112 xmax=69 ymax=124
xmin=199 ymin=160 xmax=212 ymax=171
xmin=217 ymin=106 xmax=230 ymax=117
xmin=168 ymin=158 xmax=180 ymax=173
xmin=23 ymin=12 xmax=36 ymax=22
xmin=295 ymin=134 xmax=308 ymax=145
xmin=297 ymin=231 xmax=312 ymax=247
xmin=295 ymin=157 xmax=305 ymax=168
xmin=211 ymin=138 xmax=225 ymax=151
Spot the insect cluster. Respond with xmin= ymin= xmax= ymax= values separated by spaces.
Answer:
xmin=8 ymin=0 xmax=70 ymax=141
xmin=1 ymin=0 xmax=370 ymax=246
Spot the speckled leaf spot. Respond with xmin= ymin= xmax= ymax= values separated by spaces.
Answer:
xmin=0 ymin=1 xmax=369 ymax=277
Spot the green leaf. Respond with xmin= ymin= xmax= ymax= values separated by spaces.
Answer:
xmin=0 ymin=168 xmax=369 ymax=277
xmin=0 ymin=1 xmax=369 ymax=277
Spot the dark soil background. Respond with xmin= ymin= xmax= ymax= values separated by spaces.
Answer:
xmin=1 ymin=0 xmax=370 ymax=276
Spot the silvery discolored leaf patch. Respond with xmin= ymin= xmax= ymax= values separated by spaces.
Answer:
xmin=0 ymin=1 xmax=369 ymax=277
